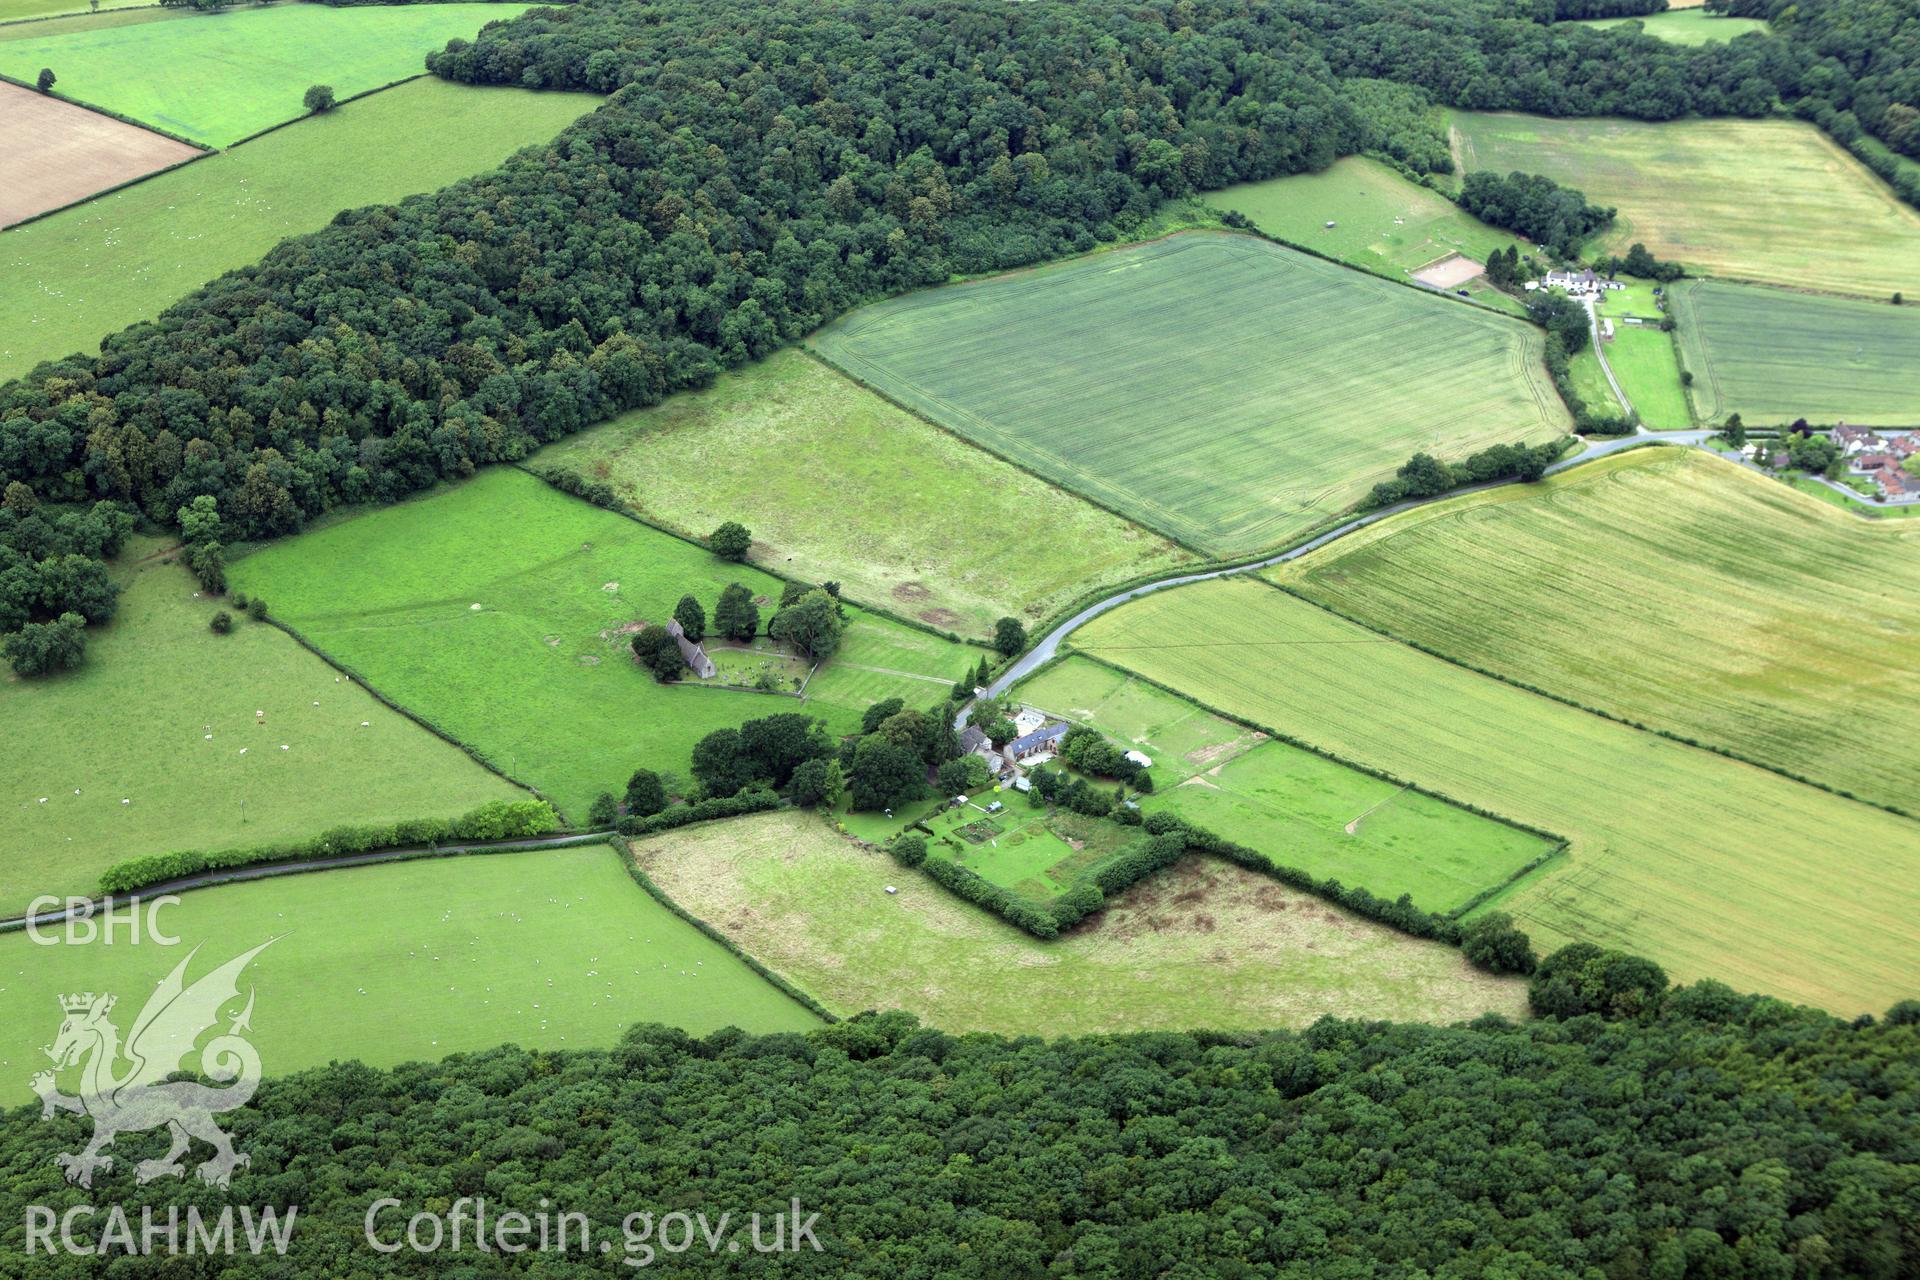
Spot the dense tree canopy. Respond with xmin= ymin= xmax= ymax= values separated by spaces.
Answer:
xmin=5 ymin=999 xmax=1916 ymax=1275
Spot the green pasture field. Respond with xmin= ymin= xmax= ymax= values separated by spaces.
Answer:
xmin=1603 ymin=326 xmax=1691 ymax=428
xmin=1571 ymin=9 xmax=1770 ymax=43
xmin=1014 ymin=656 xmax=1262 ymax=781
xmin=0 ymin=540 xmax=522 ymax=914
xmin=532 ymin=351 xmax=1191 ymax=638
xmin=633 ymin=811 xmax=1528 ymax=1031
xmin=1594 ymin=276 xmax=1666 ymax=320
xmin=1450 ymin=112 xmax=1920 ymax=297
xmin=229 ymin=468 xmax=979 ymax=820
xmin=1014 ymin=657 xmax=1552 ymax=914
xmin=1278 ymin=449 xmax=1920 ymax=810
xmin=1074 ymin=575 xmax=1920 ymax=1017
xmin=0 ymin=3 xmax=526 ymax=147
xmin=0 ymin=78 xmax=596 ymax=383
xmin=1209 ymin=155 xmax=1529 ymax=312
xmin=1668 ymin=279 xmax=1920 ymax=426
xmin=0 ymin=2 xmax=162 ymax=33
xmin=812 ymin=233 xmax=1569 ymax=556
xmin=1148 ymin=743 xmax=1554 ymax=916
xmin=0 ymin=846 xmax=818 ymax=1105
xmin=1567 ymin=343 xmax=1619 ymax=414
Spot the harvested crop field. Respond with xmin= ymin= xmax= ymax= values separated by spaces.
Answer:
xmin=1669 ymin=279 xmax=1920 ymax=426
xmin=633 ymin=811 xmax=1529 ymax=1032
xmin=1449 ymin=112 xmax=1920 ymax=296
xmin=0 ymin=79 xmax=201 ymax=227
xmin=532 ymin=350 xmax=1192 ymax=639
xmin=1074 ymin=575 xmax=1920 ymax=1016
xmin=1277 ymin=449 xmax=1920 ymax=811
xmin=811 ymin=232 xmax=1569 ymax=556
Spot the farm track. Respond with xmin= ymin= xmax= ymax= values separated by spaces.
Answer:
xmin=972 ymin=431 xmax=1706 ymax=708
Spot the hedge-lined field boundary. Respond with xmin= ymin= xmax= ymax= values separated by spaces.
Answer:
xmin=91 ymin=796 xmax=561 ymax=895
xmin=617 ymin=837 xmax=839 ymax=1024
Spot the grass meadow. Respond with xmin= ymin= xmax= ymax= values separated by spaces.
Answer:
xmin=1668 ymin=280 xmax=1920 ymax=426
xmin=1571 ymin=9 xmax=1770 ymax=42
xmin=0 ymin=540 xmax=522 ymax=913
xmin=1603 ymin=326 xmax=1691 ymax=428
xmin=0 ymin=846 xmax=819 ymax=1105
xmin=1073 ymin=575 xmax=1920 ymax=1017
xmin=812 ymin=233 xmax=1569 ymax=556
xmin=0 ymin=4 xmax=526 ymax=146
xmin=633 ymin=811 xmax=1529 ymax=1031
xmin=532 ymin=351 xmax=1192 ymax=638
xmin=1209 ymin=155 xmax=1529 ymax=312
xmin=1016 ymin=656 xmax=1553 ymax=914
xmin=1450 ymin=113 xmax=1920 ymax=296
xmin=229 ymin=469 xmax=979 ymax=820
xmin=0 ymin=79 xmax=595 ymax=383
xmin=1278 ymin=449 xmax=1920 ymax=811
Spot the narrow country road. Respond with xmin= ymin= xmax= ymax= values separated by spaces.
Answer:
xmin=0 ymin=831 xmax=612 ymax=932
xmin=966 ymin=431 xmax=1709 ymax=712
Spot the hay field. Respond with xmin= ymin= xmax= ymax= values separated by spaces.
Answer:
xmin=0 ymin=79 xmax=200 ymax=227
xmin=0 ymin=541 xmax=522 ymax=913
xmin=0 ymin=4 xmax=525 ymax=147
xmin=0 ymin=78 xmax=596 ymax=382
xmin=1073 ymin=575 xmax=1920 ymax=1016
xmin=1669 ymin=280 xmax=1920 ymax=426
xmin=1277 ymin=449 xmax=1920 ymax=811
xmin=1450 ymin=113 xmax=1920 ymax=296
xmin=0 ymin=845 xmax=819 ymax=1105
xmin=532 ymin=351 xmax=1192 ymax=638
xmin=633 ymin=811 xmax=1528 ymax=1032
xmin=811 ymin=232 xmax=1570 ymax=556
xmin=229 ymin=469 xmax=978 ymax=820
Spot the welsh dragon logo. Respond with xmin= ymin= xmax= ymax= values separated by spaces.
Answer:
xmin=32 ymin=940 xmax=275 ymax=1189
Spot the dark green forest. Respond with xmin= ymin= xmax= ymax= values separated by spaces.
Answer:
xmin=2 ymin=0 xmax=1895 ymax=672
xmin=4 ymin=996 xmax=1917 ymax=1276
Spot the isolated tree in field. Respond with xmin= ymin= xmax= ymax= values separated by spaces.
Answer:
xmin=1461 ymin=912 xmax=1537 ymax=975
xmin=623 ymin=768 xmax=666 ymax=818
xmin=992 ymin=616 xmax=1027 ymax=657
xmin=36 ymin=68 xmax=55 ymax=93
xmin=303 ymin=85 xmax=336 ymax=115
xmin=713 ymin=582 xmax=758 ymax=641
xmin=709 ymin=521 xmax=751 ymax=561
xmin=769 ymin=588 xmax=843 ymax=660
xmin=209 ymin=611 xmax=233 ymax=635
xmin=672 ymin=594 xmax=706 ymax=643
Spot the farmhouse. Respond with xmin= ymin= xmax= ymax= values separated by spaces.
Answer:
xmin=1006 ymin=721 xmax=1070 ymax=762
xmin=665 ymin=618 xmax=717 ymax=679
xmin=1536 ymin=268 xmax=1624 ymax=295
